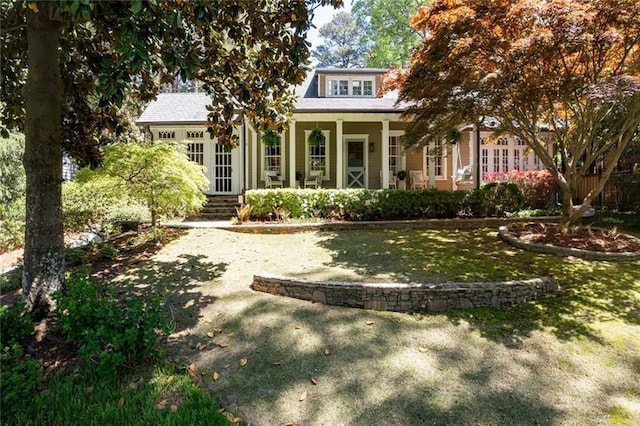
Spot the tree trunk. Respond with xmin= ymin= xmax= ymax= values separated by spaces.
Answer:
xmin=22 ymin=10 xmax=65 ymax=313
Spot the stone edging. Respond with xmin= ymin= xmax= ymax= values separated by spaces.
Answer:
xmin=219 ymin=216 xmax=560 ymax=234
xmin=498 ymin=225 xmax=640 ymax=261
xmin=251 ymin=274 xmax=559 ymax=313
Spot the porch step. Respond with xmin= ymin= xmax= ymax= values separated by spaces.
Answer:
xmin=195 ymin=195 xmax=239 ymax=221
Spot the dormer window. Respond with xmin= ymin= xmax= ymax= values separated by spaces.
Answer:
xmin=327 ymin=76 xmax=375 ymax=97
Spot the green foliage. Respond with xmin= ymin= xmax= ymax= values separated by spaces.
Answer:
xmin=0 ymin=302 xmax=33 ymax=348
xmin=0 ymin=266 xmax=22 ymax=293
xmin=464 ymin=182 xmax=525 ymax=217
xmin=54 ymin=274 xmax=171 ymax=377
xmin=81 ymin=142 xmax=209 ymax=227
xmin=261 ymin=129 xmax=281 ymax=147
xmin=0 ymin=133 xmax=26 ymax=252
xmin=244 ymin=188 xmax=467 ymax=221
xmin=104 ymin=202 xmax=149 ymax=233
xmin=352 ymin=0 xmax=425 ymax=68
xmin=312 ymin=11 xmax=367 ymax=68
xmin=0 ymin=344 xmax=41 ymax=422
xmin=62 ymin=177 xmax=120 ymax=233
xmin=0 ymin=132 xmax=25 ymax=205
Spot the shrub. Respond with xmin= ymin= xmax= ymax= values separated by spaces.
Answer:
xmin=1 ymin=345 xmax=41 ymax=422
xmin=104 ymin=202 xmax=149 ymax=233
xmin=0 ymin=133 xmax=26 ymax=252
xmin=79 ymin=142 xmax=209 ymax=227
xmin=483 ymin=170 xmax=557 ymax=209
xmin=54 ymin=274 xmax=171 ymax=377
xmin=609 ymin=173 xmax=640 ymax=213
xmin=1 ymin=302 xmax=34 ymax=348
xmin=244 ymin=188 xmax=467 ymax=221
xmin=463 ymin=182 xmax=525 ymax=217
xmin=62 ymin=179 xmax=119 ymax=233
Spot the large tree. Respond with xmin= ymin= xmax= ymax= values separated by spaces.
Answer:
xmin=1 ymin=0 xmax=341 ymax=313
xmin=312 ymin=11 xmax=367 ymax=68
xmin=384 ymin=0 xmax=640 ymax=225
xmin=352 ymin=0 xmax=427 ymax=68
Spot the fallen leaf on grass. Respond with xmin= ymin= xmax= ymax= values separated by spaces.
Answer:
xmin=221 ymin=364 xmax=231 ymax=369
xmin=157 ymin=398 xmax=168 ymax=410
xmin=170 ymin=404 xmax=178 ymax=413
xmin=239 ymin=358 xmax=248 ymax=367
xmin=213 ymin=327 xmax=223 ymax=333
xmin=294 ymin=325 xmax=301 ymax=330
xmin=128 ymin=378 xmax=141 ymax=389
xmin=212 ymin=371 xmax=220 ymax=381
xmin=418 ymin=347 xmax=428 ymax=353
xmin=299 ymin=391 xmax=308 ymax=401
xmin=204 ymin=318 xmax=212 ymax=325
xmin=272 ymin=360 xmax=283 ymax=366
xmin=197 ymin=343 xmax=207 ymax=351
xmin=85 ymin=386 xmax=94 ymax=394
xmin=324 ymin=348 xmax=331 ymax=356
xmin=167 ymin=375 xmax=175 ymax=383
xmin=310 ymin=377 xmax=318 ymax=385
xmin=219 ymin=342 xmax=229 ymax=348
xmin=187 ymin=363 xmax=196 ymax=378
xmin=206 ymin=332 xmax=215 ymax=338
xmin=365 ymin=320 xmax=375 ymax=325
xmin=117 ymin=397 xmax=124 ymax=407
xmin=227 ymin=331 xmax=235 ymax=337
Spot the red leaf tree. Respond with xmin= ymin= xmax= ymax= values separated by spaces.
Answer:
xmin=384 ymin=0 xmax=640 ymax=225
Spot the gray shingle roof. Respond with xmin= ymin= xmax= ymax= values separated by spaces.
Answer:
xmin=136 ymin=93 xmax=212 ymax=125
xmin=136 ymin=69 xmax=408 ymax=125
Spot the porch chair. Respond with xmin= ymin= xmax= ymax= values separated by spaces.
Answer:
xmin=409 ymin=170 xmax=427 ymax=189
xmin=304 ymin=170 xmax=323 ymax=188
xmin=380 ymin=170 xmax=397 ymax=189
xmin=264 ymin=170 xmax=284 ymax=188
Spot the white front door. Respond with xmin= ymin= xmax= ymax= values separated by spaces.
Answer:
xmin=345 ymin=138 xmax=367 ymax=188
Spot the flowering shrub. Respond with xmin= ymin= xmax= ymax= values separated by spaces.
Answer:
xmin=483 ymin=170 xmax=557 ymax=209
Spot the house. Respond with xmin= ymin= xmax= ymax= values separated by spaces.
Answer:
xmin=136 ymin=68 xmax=549 ymax=195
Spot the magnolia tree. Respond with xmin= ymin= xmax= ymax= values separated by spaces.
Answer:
xmin=384 ymin=0 xmax=640 ymax=226
xmin=0 ymin=0 xmax=342 ymax=312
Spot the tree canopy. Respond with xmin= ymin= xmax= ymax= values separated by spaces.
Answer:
xmin=311 ymin=11 xmax=367 ymax=68
xmin=352 ymin=0 xmax=427 ymax=68
xmin=0 ymin=0 xmax=342 ymax=312
xmin=385 ymin=0 xmax=640 ymax=225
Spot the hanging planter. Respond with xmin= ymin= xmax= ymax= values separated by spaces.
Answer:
xmin=308 ymin=128 xmax=325 ymax=146
xmin=262 ymin=129 xmax=281 ymax=147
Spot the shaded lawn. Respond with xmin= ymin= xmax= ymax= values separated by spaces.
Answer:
xmin=111 ymin=227 xmax=640 ymax=425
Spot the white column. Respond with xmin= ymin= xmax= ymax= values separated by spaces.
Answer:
xmin=452 ymin=137 xmax=459 ymax=191
xmin=249 ymin=123 xmax=258 ymax=189
xmin=381 ymin=119 xmax=390 ymax=188
xmin=471 ymin=125 xmax=478 ymax=188
xmin=336 ymin=119 xmax=344 ymax=188
xmin=428 ymin=141 xmax=436 ymax=188
xmin=289 ymin=120 xmax=297 ymax=188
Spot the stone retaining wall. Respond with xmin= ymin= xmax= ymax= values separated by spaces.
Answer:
xmin=251 ymin=274 xmax=559 ymax=313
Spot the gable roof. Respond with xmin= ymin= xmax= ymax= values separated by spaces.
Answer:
xmin=136 ymin=69 xmax=407 ymax=125
xmin=136 ymin=93 xmax=212 ymax=125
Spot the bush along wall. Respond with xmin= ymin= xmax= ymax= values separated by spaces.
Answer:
xmin=243 ymin=186 xmax=527 ymax=222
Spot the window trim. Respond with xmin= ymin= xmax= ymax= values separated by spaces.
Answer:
xmin=304 ymin=129 xmax=331 ymax=180
xmin=261 ymin=131 xmax=286 ymax=181
xmin=326 ymin=76 xmax=376 ymax=97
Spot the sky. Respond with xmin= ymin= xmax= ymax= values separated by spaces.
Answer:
xmin=306 ymin=0 xmax=353 ymax=49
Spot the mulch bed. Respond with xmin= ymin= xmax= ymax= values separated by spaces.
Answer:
xmin=505 ymin=222 xmax=640 ymax=253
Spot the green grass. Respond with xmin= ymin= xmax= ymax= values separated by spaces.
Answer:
xmin=8 ymin=364 xmax=230 ymax=425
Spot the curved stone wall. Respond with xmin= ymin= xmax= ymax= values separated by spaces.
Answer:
xmin=498 ymin=226 xmax=640 ymax=261
xmin=251 ymin=274 xmax=559 ymax=313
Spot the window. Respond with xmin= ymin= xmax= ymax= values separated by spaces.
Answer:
xmin=305 ymin=129 xmax=330 ymax=179
xmin=425 ymin=139 xmax=445 ymax=179
xmin=352 ymin=80 xmax=362 ymax=96
xmin=187 ymin=143 xmax=204 ymax=165
xmin=330 ymin=80 xmax=348 ymax=96
xmin=327 ymin=76 xmax=375 ymax=97
xmin=502 ymin=148 xmax=509 ymax=172
xmin=158 ymin=130 xmax=175 ymax=139
xmin=513 ymin=148 xmax=521 ymax=171
xmin=493 ymin=149 xmax=500 ymax=172
xmin=186 ymin=130 xmax=204 ymax=139
xmin=262 ymin=134 xmax=284 ymax=178
xmin=388 ymin=134 xmax=406 ymax=175
xmin=363 ymin=80 xmax=373 ymax=96
xmin=481 ymin=148 xmax=489 ymax=175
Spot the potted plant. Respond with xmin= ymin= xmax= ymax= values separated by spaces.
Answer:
xmin=262 ymin=129 xmax=280 ymax=147
xmin=308 ymin=128 xmax=325 ymax=146
xmin=397 ymin=170 xmax=407 ymax=181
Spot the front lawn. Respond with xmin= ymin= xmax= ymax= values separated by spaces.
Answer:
xmin=113 ymin=226 xmax=639 ymax=425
